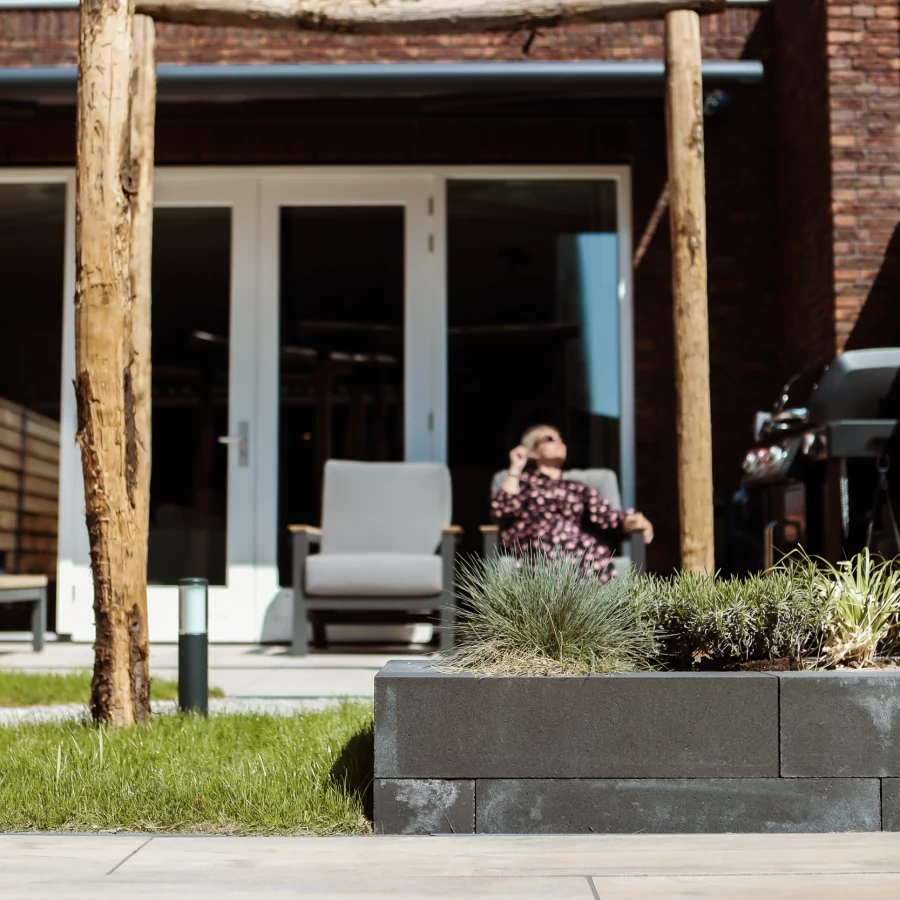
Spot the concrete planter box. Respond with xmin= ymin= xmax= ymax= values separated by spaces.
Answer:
xmin=374 ymin=660 xmax=900 ymax=834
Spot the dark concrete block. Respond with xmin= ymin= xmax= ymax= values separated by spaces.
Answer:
xmin=476 ymin=778 xmax=882 ymax=834
xmin=375 ymin=660 xmax=778 ymax=778
xmin=779 ymin=672 xmax=900 ymax=776
xmin=882 ymin=779 xmax=900 ymax=831
xmin=374 ymin=779 xmax=474 ymax=834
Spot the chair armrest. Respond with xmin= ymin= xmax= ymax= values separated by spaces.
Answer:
xmin=480 ymin=524 xmax=499 ymax=557
xmin=442 ymin=525 xmax=463 ymax=535
xmin=629 ymin=528 xmax=647 ymax=574
xmin=290 ymin=527 xmax=321 ymax=657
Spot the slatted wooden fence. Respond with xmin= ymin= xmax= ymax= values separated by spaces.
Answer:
xmin=0 ymin=398 xmax=59 ymax=578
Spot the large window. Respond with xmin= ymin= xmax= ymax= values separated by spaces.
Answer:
xmin=447 ymin=179 xmax=621 ymax=551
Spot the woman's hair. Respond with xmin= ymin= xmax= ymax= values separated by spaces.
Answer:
xmin=520 ymin=424 xmax=559 ymax=451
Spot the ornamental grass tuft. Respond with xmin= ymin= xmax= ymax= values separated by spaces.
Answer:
xmin=438 ymin=550 xmax=658 ymax=676
xmin=805 ymin=548 xmax=900 ymax=668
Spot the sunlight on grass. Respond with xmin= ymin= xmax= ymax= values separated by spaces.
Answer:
xmin=0 ymin=670 xmax=224 ymax=707
xmin=0 ymin=703 xmax=373 ymax=835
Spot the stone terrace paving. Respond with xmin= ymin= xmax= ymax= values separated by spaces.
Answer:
xmin=4 ymin=833 xmax=900 ymax=898
xmin=0 ymin=641 xmax=421 ymax=722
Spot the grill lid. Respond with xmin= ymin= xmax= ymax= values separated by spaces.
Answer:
xmin=808 ymin=348 xmax=900 ymax=424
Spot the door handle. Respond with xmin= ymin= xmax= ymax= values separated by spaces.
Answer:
xmin=218 ymin=420 xmax=249 ymax=468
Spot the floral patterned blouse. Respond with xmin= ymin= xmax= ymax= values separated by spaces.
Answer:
xmin=490 ymin=470 xmax=632 ymax=582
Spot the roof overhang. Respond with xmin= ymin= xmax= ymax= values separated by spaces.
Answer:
xmin=0 ymin=61 xmax=764 ymax=105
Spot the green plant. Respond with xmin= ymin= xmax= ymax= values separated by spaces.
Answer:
xmin=809 ymin=549 xmax=900 ymax=669
xmin=439 ymin=550 xmax=658 ymax=676
xmin=640 ymin=565 xmax=828 ymax=667
xmin=0 ymin=703 xmax=373 ymax=834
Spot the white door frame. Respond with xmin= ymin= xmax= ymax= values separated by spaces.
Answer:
xmin=253 ymin=175 xmax=441 ymax=641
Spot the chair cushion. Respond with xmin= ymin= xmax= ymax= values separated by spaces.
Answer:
xmin=305 ymin=553 xmax=444 ymax=597
xmin=321 ymin=460 xmax=452 ymax=555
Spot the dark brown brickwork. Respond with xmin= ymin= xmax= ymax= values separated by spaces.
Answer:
xmin=0 ymin=8 xmax=782 ymax=572
xmin=773 ymin=0 xmax=835 ymax=378
xmin=826 ymin=0 xmax=900 ymax=352
xmin=0 ymin=8 xmax=760 ymax=67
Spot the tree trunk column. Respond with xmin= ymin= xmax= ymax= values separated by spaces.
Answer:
xmin=76 ymin=0 xmax=153 ymax=726
xmin=127 ymin=13 xmax=157 ymax=716
xmin=665 ymin=9 xmax=715 ymax=572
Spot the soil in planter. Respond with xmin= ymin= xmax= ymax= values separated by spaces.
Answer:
xmin=732 ymin=657 xmax=800 ymax=672
xmin=675 ymin=656 xmax=801 ymax=672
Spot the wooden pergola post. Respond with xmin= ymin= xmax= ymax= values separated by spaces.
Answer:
xmin=75 ymin=0 xmax=155 ymax=725
xmin=664 ymin=9 xmax=715 ymax=572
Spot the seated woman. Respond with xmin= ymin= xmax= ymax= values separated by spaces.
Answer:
xmin=490 ymin=425 xmax=653 ymax=582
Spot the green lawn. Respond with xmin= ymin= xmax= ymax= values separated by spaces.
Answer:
xmin=0 ymin=670 xmax=224 ymax=707
xmin=0 ymin=703 xmax=373 ymax=835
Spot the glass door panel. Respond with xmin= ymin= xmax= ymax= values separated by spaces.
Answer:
xmin=277 ymin=206 xmax=405 ymax=583
xmin=149 ymin=208 xmax=231 ymax=586
xmin=447 ymin=179 xmax=621 ymax=554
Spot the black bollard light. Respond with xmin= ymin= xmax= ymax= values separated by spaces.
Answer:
xmin=178 ymin=577 xmax=209 ymax=714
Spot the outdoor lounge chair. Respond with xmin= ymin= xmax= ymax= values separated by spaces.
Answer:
xmin=480 ymin=468 xmax=646 ymax=574
xmin=289 ymin=460 xmax=459 ymax=656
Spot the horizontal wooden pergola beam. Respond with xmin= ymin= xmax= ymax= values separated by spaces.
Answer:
xmin=135 ymin=0 xmax=726 ymax=34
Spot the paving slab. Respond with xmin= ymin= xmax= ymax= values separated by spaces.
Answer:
xmin=0 ymin=642 xmax=426 ymax=701
xmin=107 ymin=833 xmax=900 ymax=878
xmin=4 ymin=833 xmax=900 ymax=898
xmin=7 ymin=876 xmax=595 ymax=900
xmin=590 ymin=873 xmax=900 ymax=899
xmin=0 ymin=834 xmax=151 ymax=880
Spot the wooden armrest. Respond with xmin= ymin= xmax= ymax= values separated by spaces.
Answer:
xmin=288 ymin=525 xmax=322 ymax=536
xmin=479 ymin=525 xmax=499 ymax=534
xmin=0 ymin=574 xmax=48 ymax=589
xmin=442 ymin=525 xmax=463 ymax=535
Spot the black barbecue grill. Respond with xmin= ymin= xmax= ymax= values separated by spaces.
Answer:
xmin=731 ymin=348 xmax=900 ymax=570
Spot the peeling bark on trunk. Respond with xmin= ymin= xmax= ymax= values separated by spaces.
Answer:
xmin=665 ymin=9 xmax=714 ymax=572
xmin=76 ymin=0 xmax=154 ymax=726
xmin=136 ymin=0 xmax=725 ymax=33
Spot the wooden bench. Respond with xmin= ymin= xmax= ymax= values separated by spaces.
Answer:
xmin=0 ymin=574 xmax=48 ymax=651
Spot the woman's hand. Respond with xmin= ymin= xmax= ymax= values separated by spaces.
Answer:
xmin=499 ymin=445 xmax=529 ymax=496
xmin=508 ymin=445 xmax=529 ymax=476
xmin=624 ymin=512 xmax=654 ymax=545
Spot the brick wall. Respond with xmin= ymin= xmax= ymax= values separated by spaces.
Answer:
xmin=0 ymin=8 xmax=761 ymax=66
xmin=0 ymin=8 xmax=779 ymax=572
xmin=773 ymin=0 xmax=835 ymax=378
xmin=826 ymin=0 xmax=900 ymax=352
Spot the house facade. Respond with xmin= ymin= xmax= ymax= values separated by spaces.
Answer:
xmin=0 ymin=0 xmax=897 ymax=643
